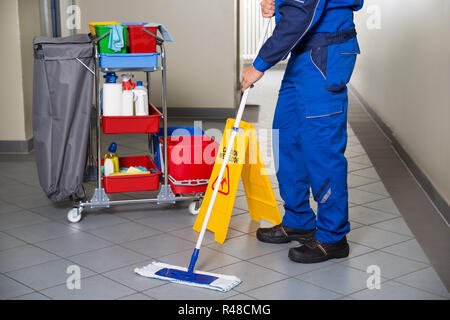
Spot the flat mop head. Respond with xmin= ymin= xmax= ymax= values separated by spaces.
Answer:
xmin=135 ymin=262 xmax=241 ymax=292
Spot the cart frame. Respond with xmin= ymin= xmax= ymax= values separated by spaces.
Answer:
xmin=68 ymin=33 xmax=203 ymax=223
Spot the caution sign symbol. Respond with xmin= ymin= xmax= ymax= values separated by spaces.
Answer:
xmin=211 ymin=165 xmax=230 ymax=196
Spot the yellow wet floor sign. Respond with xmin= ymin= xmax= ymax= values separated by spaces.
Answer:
xmin=193 ymin=119 xmax=282 ymax=244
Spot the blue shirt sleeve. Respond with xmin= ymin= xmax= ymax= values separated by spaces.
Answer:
xmin=253 ymin=0 xmax=327 ymax=72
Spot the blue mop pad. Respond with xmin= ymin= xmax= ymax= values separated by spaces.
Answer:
xmin=135 ymin=262 xmax=241 ymax=292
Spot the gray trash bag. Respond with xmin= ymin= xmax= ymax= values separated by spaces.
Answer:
xmin=33 ymin=34 xmax=95 ymax=202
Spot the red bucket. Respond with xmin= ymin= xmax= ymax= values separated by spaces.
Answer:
xmin=126 ymin=24 xmax=158 ymax=53
xmin=160 ymin=136 xmax=219 ymax=194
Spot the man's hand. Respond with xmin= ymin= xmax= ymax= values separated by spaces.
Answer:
xmin=241 ymin=66 xmax=264 ymax=92
xmin=261 ymin=0 xmax=275 ymax=18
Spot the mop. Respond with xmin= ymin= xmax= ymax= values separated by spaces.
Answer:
xmin=135 ymin=18 xmax=272 ymax=292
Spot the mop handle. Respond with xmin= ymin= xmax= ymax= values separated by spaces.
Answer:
xmin=188 ymin=18 xmax=272 ymax=273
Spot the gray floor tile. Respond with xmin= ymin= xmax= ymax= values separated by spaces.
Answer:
xmin=144 ymin=282 xmax=236 ymax=300
xmin=0 ymin=232 xmax=26 ymax=251
xmin=170 ymin=227 xmax=244 ymax=246
xmin=11 ymin=292 xmax=51 ymax=300
xmin=371 ymin=217 xmax=414 ymax=237
xmin=35 ymin=232 xmax=113 ymax=258
xmin=111 ymin=203 xmax=171 ymax=220
xmin=350 ymin=281 xmax=445 ymax=300
xmin=0 ymin=245 xmax=59 ymax=273
xmin=381 ymin=239 xmax=430 ymax=264
xmin=211 ymin=261 xmax=288 ymax=293
xmin=0 ymin=183 xmax=42 ymax=200
xmin=352 ymin=167 xmax=381 ymax=180
xmin=348 ymin=189 xmax=386 ymax=205
xmin=340 ymin=251 xmax=428 ymax=279
xmin=207 ymin=234 xmax=289 ymax=260
xmin=6 ymin=259 xmax=95 ymax=291
xmin=118 ymin=293 xmax=154 ymax=300
xmin=344 ymin=242 xmax=376 ymax=260
xmin=225 ymin=293 xmax=256 ymax=300
xmin=247 ymin=278 xmax=342 ymax=300
xmin=122 ymin=233 xmax=194 ymax=258
xmin=347 ymin=226 xmax=411 ymax=249
xmin=346 ymin=144 xmax=366 ymax=156
xmin=350 ymin=221 xmax=364 ymax=230
xmin=396 ymin=267 xmax=450 ymax=298
xmin=28 ymin=204 xmax=72 ymax=221
xmin=348 ymin=174 xmax=378 ymax=188
xmin=229 ymin=214 xmax=264 ymax=233
xmin=0 ymin=274 xmax=33 ymax=300
xmin=5 ymin=221 xmax=79 ymax=243
xmin=348 ymin=161 xmax=371 ymax=173
xmin=159 ymin=247 xmax=241 ymax=272
xmin=69 ymin=245 xmax=148 ymax=273
xmin=64 ymin=212 xmax=129 ymax=231
xmin=137 ymin=210 xmax=198 ymax=232
xmin=356 ymin=182 xmax=390 ymax=197
xmin=0 ymin=201 xmax=23 ymax=215
xmin=233 ymin=196 xmax=249 ymax=211
xmin=349 ymin=206 xmax=397 ymax=225
xmin=249 ymin=249 xmax=336 ymax=277
xmin=348 ymin=155 xmax=373 ymax=167
xmin=297 ymin=263 xmax=383 ymax=296
xmin=0 ymin=210 xmax=49 ymax=231
xmin=103 ymin=262 xmax=166 ymax=292
xmin=4 ymin=192 xmax=55 ymax=210
xmin=92 ymin=222 xmax=162 ymax=244
xmin=363 ymin=198 xmax=400 ymax=215
xmin=40 ymin=275 xmax=136 ymax=300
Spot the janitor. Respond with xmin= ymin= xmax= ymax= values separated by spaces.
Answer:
xmin=241 ymin=0 xmax=364 ymax=263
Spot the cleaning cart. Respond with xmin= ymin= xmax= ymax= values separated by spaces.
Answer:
xmin=66 ymin=24 xmax=209 ymax=223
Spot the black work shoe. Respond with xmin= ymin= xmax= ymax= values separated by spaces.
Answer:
xmin=288 ymin=236 xmax=349 ymax=263
xmin=256 ymin=224 xmax=316 ymax=244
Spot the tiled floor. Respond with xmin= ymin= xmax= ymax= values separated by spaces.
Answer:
xmin=0 ymin=69 xmax=449 ymax=300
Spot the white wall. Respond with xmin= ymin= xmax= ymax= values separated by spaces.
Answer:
xmin=0 ymin=0 xmax=26 ymax=141
xmin=76 ymin=0 xmax=238 ymax=110
xmin=351 ymin=0 xmax=450 ymax=204
xmin=0 ymin=0 xmax=41 ymax=143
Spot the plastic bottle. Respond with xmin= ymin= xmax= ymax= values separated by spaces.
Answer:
xmin=122 ymin=74 xmax=135 ymax=116
xmin=102 ymin=72 xmax=122 ymax=116
xmin=133 ymin=81 xmax=149 ymax=116
xmin=104 ymin=142 xmax=119 ymax=176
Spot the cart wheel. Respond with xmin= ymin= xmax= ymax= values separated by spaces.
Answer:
xmin=188 ymin=200 xmax=202 ymax=216
xmin=67 ymin=207 xmax=83 ymax=223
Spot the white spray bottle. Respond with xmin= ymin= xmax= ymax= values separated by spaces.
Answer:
xmin=133 ymin=81 xmax=149 ymax=116
xmin=121 ymin=74 xmax=135 ymax=116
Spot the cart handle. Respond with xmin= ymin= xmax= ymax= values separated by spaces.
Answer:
xmin=142 ymin=28 xmax=165 ymax=46
xmin=94 ymin=31 xmax=111 ymax=43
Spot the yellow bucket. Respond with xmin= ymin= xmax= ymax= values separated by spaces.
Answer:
xmin=88 ymin=21 xmax=120 ymax=35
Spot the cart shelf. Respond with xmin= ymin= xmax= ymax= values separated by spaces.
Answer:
xmin=102 ymin=103 xmax=162 ymax=134
xmin=99 ymin=52 xmax=159 ymax=69
xmin=102 ymin=155 xmax=161 ymax=193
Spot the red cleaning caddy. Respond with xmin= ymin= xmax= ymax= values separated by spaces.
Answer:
xmin=160 ymin=135 xmax=219 ymax=194
xmin=102 ymin=155 xmax=161 ymax=194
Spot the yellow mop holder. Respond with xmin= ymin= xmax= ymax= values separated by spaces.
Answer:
xmin=193 ymin=119 xmax=282 ymax=244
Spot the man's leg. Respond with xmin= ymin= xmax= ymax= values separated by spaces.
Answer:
xmin=257 ymin=71 xmax=316 ymax=244
xmin=286 ymin=39 xmax=358 ymax=262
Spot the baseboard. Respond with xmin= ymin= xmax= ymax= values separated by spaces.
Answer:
xmin=348 ymin=83 xmax=450 ymax=225
xmin=165 ymin=107 xmax=236 ymax=120
xmin=0 ymin=138 xmax=34 ymax=154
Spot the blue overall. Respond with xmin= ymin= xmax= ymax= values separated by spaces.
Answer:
xmin=253 ymin=0 xmax=363 ymax=244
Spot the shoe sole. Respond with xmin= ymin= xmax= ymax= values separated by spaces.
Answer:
xmin=288 ymin=246 xmax=350 ymax=264
xmin=256 ymin=230 xmax=315 ymax=245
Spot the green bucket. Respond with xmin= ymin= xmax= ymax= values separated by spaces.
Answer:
xmin=95 ymin=25 xmax=128 ymax=54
